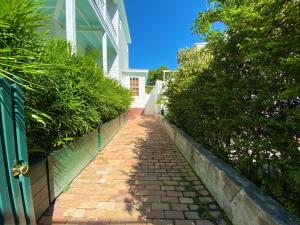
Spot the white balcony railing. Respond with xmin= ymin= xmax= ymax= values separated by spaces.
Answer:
xmin=105 ymin=13 xmax=117 ymax=40
xmin=94 ymin=0 xmax=104 ymax=11
xmin=91 ymin=0 xmax=118 ymax=49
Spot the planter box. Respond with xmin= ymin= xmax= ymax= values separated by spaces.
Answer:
xmin=100 ymin=115 xmax=122 ymax=149
xmin=30 ymin=160 xmax=49 ymax=219
xmin=156 ymin=115 xmax=297 ymax=225
xmin=48 ymin=128 xmax=99 ymax=201
xmin=29 ymin=112 xmax=127 ymax=219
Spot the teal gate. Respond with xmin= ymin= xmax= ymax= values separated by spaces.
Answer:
xmin=0 ymin=78 xmax=36 ymax=225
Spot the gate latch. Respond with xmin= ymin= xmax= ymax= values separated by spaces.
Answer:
xmin=12 ymin=161 xmax=29 ymax=177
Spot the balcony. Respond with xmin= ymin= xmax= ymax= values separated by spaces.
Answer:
xmin=105 ymin=11 xmax=117 ymax=42
xmin=94 ymin=0 xmax=105 ymax=10
xmin=90 ymin=0 xmax=118 ymax=49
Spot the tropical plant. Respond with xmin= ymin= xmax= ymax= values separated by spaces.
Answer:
xmin=0 ymin=0 xmax=132 ymax=156
xmin=26 ymin=40 xmax=131 ymax=153
xmin=0 ymin=0 xmax=45 ymax=85
xmin=166 ymin=0 xmax=300 ymax=219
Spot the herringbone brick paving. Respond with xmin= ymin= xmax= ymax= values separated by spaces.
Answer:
xmin=38 ymin=116 xmax=229 ymax=225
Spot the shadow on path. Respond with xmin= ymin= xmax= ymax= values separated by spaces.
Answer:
xmin=37 ymin=116 xmax=230 ymax=225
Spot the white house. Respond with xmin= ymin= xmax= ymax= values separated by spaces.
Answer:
xmin=123 ymin=69 xmax=149 ymax=108
xmin=41 ymin=0 xmax=149 ymax=109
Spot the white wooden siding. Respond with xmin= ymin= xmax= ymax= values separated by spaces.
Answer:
xmin=124 ymin=70 xmax=149 ymax=108
xmin=108 ymin=49 xmax=119 ymax=80
xmin=118 ymin=20 xmax=129 ymax=85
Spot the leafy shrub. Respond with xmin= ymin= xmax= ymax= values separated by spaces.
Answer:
xmin=147 ymin=66 xmax=169 ymax=85
xmin=145 ymin=86 xmax=153 ymax=94
xmin=166 ymin=0 xmax=300 ymax=219
xmin=0 ymin=0 xmax=132 ymax=154
xmin=26 ymin=40 xmax=131 ymax=152
xmin=0 ymin=0 xmax=45 ymax=83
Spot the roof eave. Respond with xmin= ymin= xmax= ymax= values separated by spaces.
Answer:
xmin=123 ymin=69 xmax=149 ymax=73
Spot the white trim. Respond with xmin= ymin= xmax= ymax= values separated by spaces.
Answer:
xmin=123 ymin=69 xmax=149 ymax=74
xmin=89 ymin=0 xmax=118 ymax=50
xmin=102 ymin=32 xmax=108 ymax=74
xmin=116 ymin=0 xmax=131 ymax=43
xmin=66 ymin=0 xmax=76 ymax=53
xmin=76 ymin=27 xmax=103 ymax=32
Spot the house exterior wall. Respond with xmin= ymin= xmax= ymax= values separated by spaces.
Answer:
xmin=107 ymin=0 xmax=118 ymax=31
xmin=104 ymin=0 xmax=130 ymax=84
xmin=108 ymin=49 xmax=119 ymax=79
xmin=41 ymin=0 xmax=138 ymax=90
xmin=124 ymin=70 xmax=149 ymax=108
xmin=125 ymin=76 xmax=148 ymax=108
xmin=45 ymin=0 xmax=131 ymax=81
xmin=106 ymin=10 xmax=129 ymax=83
xmin=97 ymin=0 xmax=129 ymax=84
xmin=118 ymin=20 xmax=129 ymax=85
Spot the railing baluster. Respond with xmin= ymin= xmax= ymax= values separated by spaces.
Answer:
xmin=91 ymin=0 xmax=117 ymax=47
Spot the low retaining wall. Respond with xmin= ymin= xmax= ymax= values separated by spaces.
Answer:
xmin=157 ymin=116 xmax=297 ymax=225
xmin=30 ymin=160 xmax=48 ymax=219
xmin=48 ymin=127 xmax=100 ymax=202
xmin=30 ymin=112 xmax=128 ymax=219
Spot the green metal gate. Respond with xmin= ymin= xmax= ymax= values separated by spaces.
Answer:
xmin=0 ymin=78 xmax=36 ymax=225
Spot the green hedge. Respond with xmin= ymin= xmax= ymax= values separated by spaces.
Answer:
xmin=25 ymin=40 xmax=132 ymax=152
xmin=165 ymin=0 xmax=300 ymax=220
xmin=0 ymin=0 xmax=132 ymax=153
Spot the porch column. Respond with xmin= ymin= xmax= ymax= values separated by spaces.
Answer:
xmin=115 ymin=8 xmax=119 ymax=43
xmin=66 ymin=0 xmax=76 ymax=53
xmin=102 ymin=32 xmax=108 ymax=75
xmin=103 ymin=0 xmax=107 ymax=18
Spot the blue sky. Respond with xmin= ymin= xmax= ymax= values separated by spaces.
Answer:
xmin=124 ymin=0 xmax=207 ymax=70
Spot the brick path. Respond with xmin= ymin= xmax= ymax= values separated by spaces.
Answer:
xmin=38 ymin=116 xmax=229 ymax=225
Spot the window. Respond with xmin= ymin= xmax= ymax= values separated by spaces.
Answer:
xmin=130 ymin=77 xmax=139 ymax=96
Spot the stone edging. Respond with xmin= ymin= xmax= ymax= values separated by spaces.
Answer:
xmin=156 ymin=115 xmax=297 ymax=225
